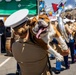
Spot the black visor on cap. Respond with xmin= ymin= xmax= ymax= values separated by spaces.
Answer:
xmin=13 ymin=17 xmax=29 ymax=29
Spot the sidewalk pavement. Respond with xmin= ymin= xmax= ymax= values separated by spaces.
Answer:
xmin=0 ymin=53 xmax=76 ymax=75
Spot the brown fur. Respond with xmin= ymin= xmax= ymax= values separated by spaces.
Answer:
xmin=28 ymin=14 xmax=69 ymax=56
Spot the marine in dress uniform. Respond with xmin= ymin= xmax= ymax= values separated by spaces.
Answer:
xmin=4 ymin=9 xmax=49 ymax=75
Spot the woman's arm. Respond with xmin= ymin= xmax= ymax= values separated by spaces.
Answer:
xmin=65 ymin=24 xmax=73 ymax=34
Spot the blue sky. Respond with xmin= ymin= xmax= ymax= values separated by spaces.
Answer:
xmin=44 ymin=0 xmax=66 ymax=12
xmin=44 ymin=0 xmax=76 ymax=4
xmin=44 ymin=0 xmax=76 ymax=12
xmin=44 ymin=0 xmax=66 ymax=6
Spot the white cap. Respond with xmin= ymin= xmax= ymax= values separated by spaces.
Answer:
xmin=63 ymin=18 xmax=70 ymax=23
xmin=63 ymin=18 xmax=75 ymax=23
xmin=4 ymin=9 xmax=29 ymax=28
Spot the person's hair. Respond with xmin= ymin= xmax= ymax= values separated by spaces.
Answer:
xmin=65 ymin=12 xmax=74 ymax=20
xmin=0 ymin=20 xmax=4 ymax=26
xmin=6 ymin=27 xmax=11 ymax=32
xmin=17 ymin=27 xmax=27 ymax=36
xmin=14 ymin=21 xmax=29 ymax=37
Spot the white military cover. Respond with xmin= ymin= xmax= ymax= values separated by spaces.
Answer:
xmin=5 ymin=9 xmax=29 ymax=28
